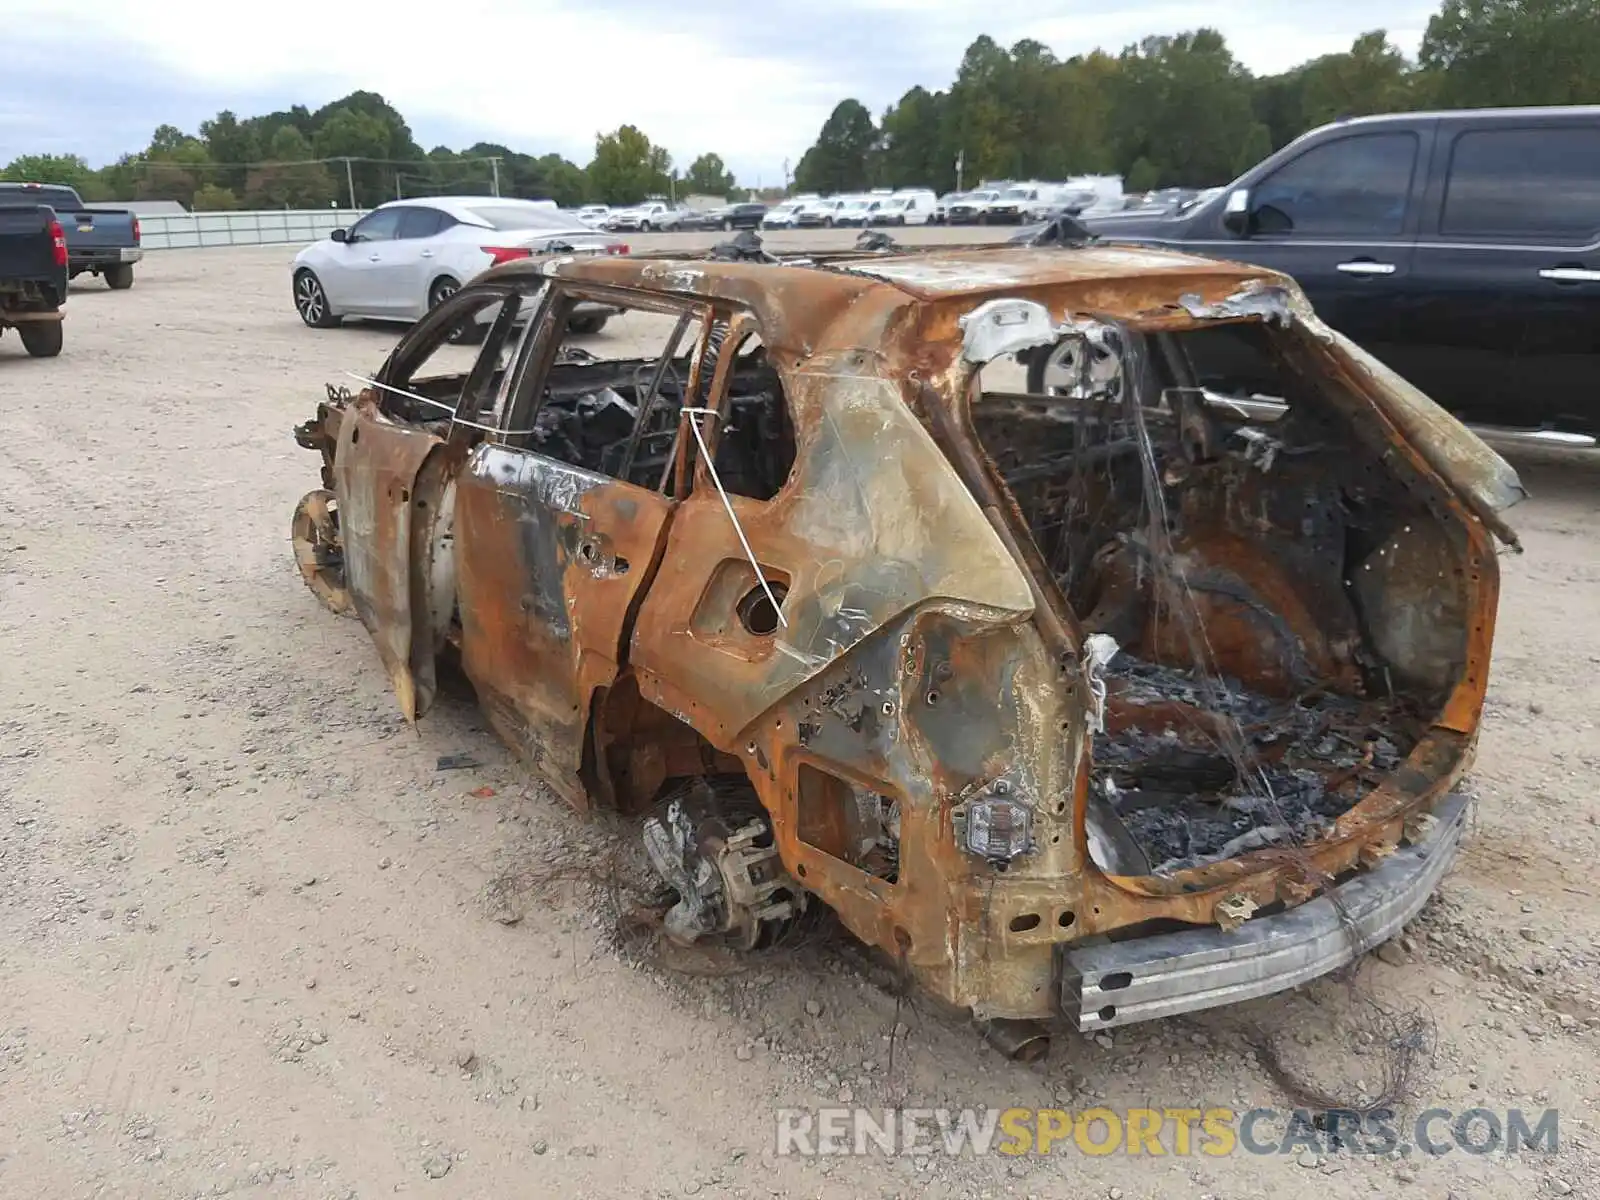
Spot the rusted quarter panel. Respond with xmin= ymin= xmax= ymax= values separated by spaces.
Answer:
xmin=627 ymin=359 xmax=1035 ymax=742
xmin=455 ymin=443 xmax=673 ymax=808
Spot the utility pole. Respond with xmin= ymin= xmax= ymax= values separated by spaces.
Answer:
xmin=488 ymin=156 xmax=502 ymax=197
xmin=782 ymin=158 xmax=791 ymax=192
xmin=395 ymin=171 xmax=402 ymax=200
xmin=955 ymin=149 xmax=964 ymax=192
xmin=342 ymin=157 xmax=357 ymax=211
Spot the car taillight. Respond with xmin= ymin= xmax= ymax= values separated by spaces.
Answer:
xmin=48 ymin=219 xmax=67 ymax=267
xmin=482 ymin=246 xmax=532 ymax=266
xmin=607 ymin=243 xmax=629 ymax=255
xmin=132 ymin=216 xmax=141 ymax=245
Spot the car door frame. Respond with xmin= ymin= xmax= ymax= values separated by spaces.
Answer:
xmin=329 ymin=207 xmax=405 ymax=313
xmin=450 ymin=278 xmax=716 ymax=809
xmin=376 ymin=205 xmax=449 ymax=318
xmin=1412 ymin=113 xmax=1600 ymax=430
xmin=334 ymin=279 xmax=530 ymax=721
xmin=1191 ymin=124 xmax=1433 ymax=350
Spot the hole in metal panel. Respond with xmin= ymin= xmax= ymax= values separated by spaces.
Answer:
xmin=737 ymin=582 xmax=787 ymax=636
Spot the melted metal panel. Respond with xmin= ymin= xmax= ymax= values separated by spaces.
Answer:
xmin=455 ymin=444 xmax=673 ymax=806
xmin=333 ymin=400 xmax=443 ymax=721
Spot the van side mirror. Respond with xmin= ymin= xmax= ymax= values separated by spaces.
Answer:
xmin=330 ymin=228 xmax=348 ymax=243
xmin=1222 ymin=188 xmax=1251 ymax=237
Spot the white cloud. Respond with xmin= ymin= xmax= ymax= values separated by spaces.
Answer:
xmin=0 ymin=0 xmax=1441 ymax=183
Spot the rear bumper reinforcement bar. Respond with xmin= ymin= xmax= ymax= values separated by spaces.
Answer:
xmin=1059 ymin=792 xmax=1469 ymax=1031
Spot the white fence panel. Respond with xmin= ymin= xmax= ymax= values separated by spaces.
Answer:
xmin=139 ymin=208 xmax=368 ymax=250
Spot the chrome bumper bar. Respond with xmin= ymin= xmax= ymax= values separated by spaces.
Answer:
xmin=1060 ymin=793 xmax=1469 ymax=1031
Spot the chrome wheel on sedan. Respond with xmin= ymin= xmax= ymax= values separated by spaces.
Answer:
xmin=293 ymin=270 xmax=340 ymax=329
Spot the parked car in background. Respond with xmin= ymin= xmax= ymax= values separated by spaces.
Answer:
xmin=796 ymin=197 xmax=855 ymax=227
xmin=946 ymin=189 xmax=1002 ymax=224
xmin=985 ymin=185 xmax=1053 ymax=224
xmin=604 ymin=202 xmax=693 ymax=232
xmin=1135 ymin=187 xmax=1201 ymax=213
xmin=708 ymin=202 xmax=768 ymax=231
xmin=290 ymin=196 xmax=627 ymax=337
xmin=0 ymin=199 xmax=68 ymax=356
xmin=1074 ymin=106 xmax=1600 ymax=436
xmin=933 ymin=192 xmax=965 ymax=224
xmin=575 ymin=205 xmax=610 ymax=227
xmin=673 ymin=208 xmax=719 ymax=232
xmin=869 ymin=189 xmax=938 ymax=226
xmin=833 ymin=197 xmax=878 ymax=227
xmin=762 ymin=200 xmax=808 ymax=229
xmin=0 ymin=182 xmax=142 ymax=289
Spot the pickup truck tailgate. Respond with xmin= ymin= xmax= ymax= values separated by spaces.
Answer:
xmin=64 ymin=208 xmax=136 ymax=253
xmin=0 ymin=205 xmax=60 ymax=280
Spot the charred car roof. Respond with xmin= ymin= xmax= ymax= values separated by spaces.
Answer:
xmin=488 ymin=244 xmax=1284 ymax=339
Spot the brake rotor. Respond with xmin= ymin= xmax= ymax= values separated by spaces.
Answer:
xmin=291 ymin=489 xmax=353 ymax=616
xmin=642 ymin=779 xmax=805 ymax=951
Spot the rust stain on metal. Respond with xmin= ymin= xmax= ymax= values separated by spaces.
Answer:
xmin=291 ymin=240 xmax=1518 ymax=1027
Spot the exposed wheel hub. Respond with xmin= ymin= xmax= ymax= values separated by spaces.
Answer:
xmin=642 ymin=780 xmax=805 ymax=950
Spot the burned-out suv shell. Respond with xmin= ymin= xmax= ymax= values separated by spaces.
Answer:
xmin=292 ymin=241 xmax=1520 ymax=1042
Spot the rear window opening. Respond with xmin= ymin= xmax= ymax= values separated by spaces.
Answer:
xmin=972 ymin=321 xmax=1463 ymax=877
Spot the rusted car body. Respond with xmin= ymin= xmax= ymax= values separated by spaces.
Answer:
xmin=291 ymin=241 xmax=1522 ymax=1038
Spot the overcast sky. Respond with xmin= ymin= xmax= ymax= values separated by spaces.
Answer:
xmin=1 ymin=0 xmax=1439 ymax=186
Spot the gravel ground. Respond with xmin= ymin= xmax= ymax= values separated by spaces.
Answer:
xmin=1 ymin=232 xmax=1597 ymax=1199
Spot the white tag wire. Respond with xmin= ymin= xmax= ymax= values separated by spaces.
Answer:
xmin=679 ymin=406 xmax=788 ymax=629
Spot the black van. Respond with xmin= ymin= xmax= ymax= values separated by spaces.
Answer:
xmin=1077 ymin=106 xmax=1600 ymax=437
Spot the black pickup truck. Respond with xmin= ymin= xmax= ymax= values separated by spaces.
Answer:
xmin=0 ymin=182 xmax=142 ymax=289
xmin=1065 ymin=106 xmax=1600 ymax=437
xmin=0 ymin=204 xmax=68 ymax=357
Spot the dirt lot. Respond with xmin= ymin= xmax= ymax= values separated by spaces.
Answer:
xmin=2 ymin=231 xmax=1598 ymax=1200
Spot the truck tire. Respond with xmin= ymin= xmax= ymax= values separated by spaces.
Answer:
xmin=19 ymin=320 xmax=63 ymax=358
xmin=568 ymin=314 xmax=609 ymax=336
xmin=105 ymin=264 xmax=135 ymax=290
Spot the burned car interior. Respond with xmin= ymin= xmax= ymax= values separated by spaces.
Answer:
xmin=293 ymin=243 xmax=1518 ymax=1044
xmin=970 ymin=320 xmax=1452 ymax=876
xmin=375 ymin=281 xmax=795 ymax=500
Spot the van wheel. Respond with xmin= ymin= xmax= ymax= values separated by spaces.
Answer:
xmin=104 ymin=264 xmax=134 ymax=290
xmin=19 ymin=320 xmax=63 ymax=358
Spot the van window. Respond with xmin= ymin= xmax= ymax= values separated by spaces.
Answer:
xmin=1442 ymin=127 xmax=1600 ymax=242
xmin=1251 ymin=132 xmax=1418 ymax=237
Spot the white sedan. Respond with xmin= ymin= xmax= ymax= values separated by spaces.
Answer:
xmin=291 ymin=196 xmax=627 ymax=335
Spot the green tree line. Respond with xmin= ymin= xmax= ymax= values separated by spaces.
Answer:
xmin=795 ymin=0 xmax=1600 ymax=194
xmin=6 ymin=0 xmax=1595 ymax=210
xmin=1 ymin=89 xmax=743 ymax=212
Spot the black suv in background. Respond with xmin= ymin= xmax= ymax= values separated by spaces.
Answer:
xmin=1074 ymin=106 xmax=1600 ymax=436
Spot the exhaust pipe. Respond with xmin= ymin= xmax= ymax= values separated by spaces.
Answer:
xmin=980 ymin=1018 xmax=1052 ymax=1062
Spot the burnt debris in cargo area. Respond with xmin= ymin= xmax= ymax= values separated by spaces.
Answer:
xmin=978 ymin=313 xmax=1450 ymax=877
xmin=1094 ymin=651 xmax=1412 ymax=873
